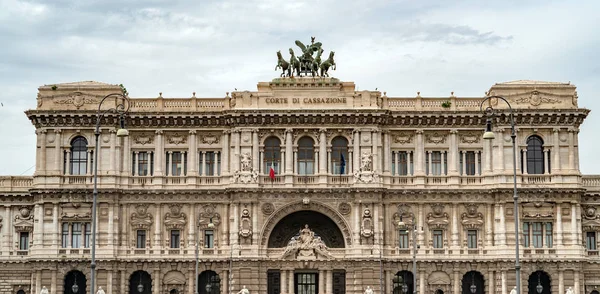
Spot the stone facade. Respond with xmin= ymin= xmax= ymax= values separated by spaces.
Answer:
xmin=0 ymin=78 xmax=599 ymax=294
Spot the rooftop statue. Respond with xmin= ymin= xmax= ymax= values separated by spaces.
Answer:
xmin=275 ymin=37 xmax=336 ymax=77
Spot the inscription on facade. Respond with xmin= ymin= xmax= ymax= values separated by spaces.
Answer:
xmin=265 ymin=97 xmax=347 ymax=104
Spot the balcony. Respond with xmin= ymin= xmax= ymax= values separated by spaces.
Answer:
xmin=521 ymin=175 xmax=552 ymax=185
xmin=0 ymin=176 xmax=33 ymax=192
xmin=294 ymin=175 xmax=318 ymax=185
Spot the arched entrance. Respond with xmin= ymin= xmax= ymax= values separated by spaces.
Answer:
xmin=64 ymin=270 xmax=86 ymax=294
xmin=528 ymin=271 xmax=551 ymax=294
xmin=267 ymin=211 xmax=345 ymax=248
xmin=461 ymin=271 xmax=484 ymax=294
xmin=130 ymin=271 xmax=152 ymax=294
xmin=393 ymin=271 xmax=414 ymax=294
xmin=199 ymin=270 xmax=220 ymax=294
xmin=17 ymin=290 xmax=26 ymax=294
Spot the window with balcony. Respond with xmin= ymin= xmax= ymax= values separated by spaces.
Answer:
xmin=61 ymin=222 xmax=91 ymax=248
xmin=459 ymin=151 xmax=481 ymax=176
xmin=132 ymin=151 xmax=154 ymax=176
xmin=68 ymin=136 xmax=89 ymax=175
xmin=201 ymin=151 xmax=221 ymax=176
xmin=587 ymin=232 xmax=597 ymax=250
xmin=399 ymin=230 xmax=409 ymax=249
xmin=425 ymin=151 xmax=447 ymax=175
xmin=432 ymin=230 xmax=444 ymax=248
xmin=19 ymin=232 xmax=29 ymax=250
xmin=170 ymin=230 xmax=180 ymax=248
xmin=467 ymin=230 xmax=478 ymax=248
xmin=263 ymin=137 xmax=281 ymax=175
xmin=331 ymin=136 xmax=349 ymax=175
xmin=392 ymin=151 xmax=413 ymax=176
xmin=136 ymin=230 xmax=147 ymax=249
xmin=166 ymin=151 xmax=187 ymax=176
xmin=523 ymin=221 xmax=553 ymax=248
xmin=297 ymin=137 xmax=315 ymax=175
xmin=204 ymin=230 xmax=214 ymax=248
xmin=525 ymin=135 xmax=545 ymax=174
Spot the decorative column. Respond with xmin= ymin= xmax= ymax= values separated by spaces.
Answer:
xmin=488 ymin=270 xmax=495 ymax=294
xmin=449 ymin=129 xmax=458 ymax=175
xmin=353 ymin=130 xmax=360 ymax=173
xmin=232 ymin=203 xmax=239 ymax=247
xmin=33 ymin=204 xmax=43 ymax=248
xmin=372 ymin=130 xmax=379 ymax=172
xmin=166 ymin=151 xmax=173 ymax=176
xmin=108 ymin=204 xmax=114 ymax=248
xmin=201 ymin=152 xmax=207 ymax=176
xmin=319 ymin=128 xmax=327 ymax=175
xmin=188 ymin=130 xmax=197 ymax=176
xmin=134 ymin=151 xmax=139 ymax=176
xmin=326 ymin=270 xmax=333 ymax=294
xmin=497 ymin=128 xmax=505 ymax=172
xmin=110 ymin=129 xmax=117 ymax=173
xmin=319 ymin=270 xmax=325 ymax=294
xmin=188 ymin=204 xmax=195 ymax=248
xmin=501 ymin=270 xmax=507 ymax=294
xmin=522 ymin=149 xmax=528 ymax=174
xmin=120 ymin=270 xmax=126 ymax=294
xmin=35 ymin=271 xmax=41 ymax=294
xmin=233 ymin=130 xmax=241 ymax=172
xmin=453 ymin=270 xmax=460 ymax=294
xmin=253 ymin=129 xmax=259 ymax=172
xmin=441 ymin=151 xmax=446 ymax=175
xmin=407 ymin=151 xmax=413 ymax=175
xmin=474 ymin=151 xmax=480 ymax=175
xmin=374 ymin=204 xmax=380 ymax=246
xmin=54 ymin=129 xmax=61 ymax=175
xmin=574 ymin=270 xmax=580 ymax=294
xmin=252 ymin=202 xmax=259 ymax=245
xmin=556 ymin=203 xmax=563 ymax=246
xmin=64 ymin=150 xmax=71 ymax=175
xmin=485 ymin=204 xmax=493 ymax=247
xmin=153 ymin=268 xmax=161 ymax=294
xmin=285 ymin=129 xmax=294 ymax=174
xmin=497 ymin=203 xmax=506 ymax=246
xmin=51 ymin=270 xmax=57 ymax=294
xmin=484 ymin=134 xmax=492 ymax=173
xmin=417 ymin=204 xmax=425 ymax=245
xmin=543 ymin=149 xmax=550 ymax=174
xmin=289 ymin=270 xmax=294 ymax=294
xmin=552 ymin=128 xmax=561 ymax=173
xmin=415 ymin=130 xmax=425 ymax=175
xmin=419 ymin=270 xmax=425 ymax=294
xmin=154 ymin=204 xmax=161 ymax=248
xmin=39 ymin=129 xmax=47 ymax=173
xmin=558 ymin=269 xmax=564 ymax=294
xmin=451 ymin=204 xmax=458 ymax=247
xmin=154 ymin=130 xmax=163 ymax=176
xmin=107 ymin=270 xmax=114 ymax=294
xmin=383 ymin=131 xmax=391 ymax=174
xmin=281 ymin=270 xmax=287 ymax=294
xmin=461 ymin=151 xmax=467 ymax=175
xmin=385 ymin=270 xmax=392 ymax=294
xmin=214 ymin=151 xmax=219 ymax=176
xmin=354 ymin=202 xmax=361 ymax=246
xmin=222 ymin=130 xmax=230 ymax=176
xmin=568 ymin=128 xmax=575 ymax=171
xmin=87 ymin=150 xmax=93 ymax=175
xmin=53 ymin=204 xmax=59 ymax=246
xmin=122 ymin=133 xmax=130 ymax=176
xmin=572 ymin=203 xmax=578 ymax=245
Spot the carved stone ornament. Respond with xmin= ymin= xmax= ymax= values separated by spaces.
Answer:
xmin=461 ymin=203 xmax=484 ymax=229
xmin=353 ymin=151 xmax=379 ymax=183
xmin=582 ymin=205 xmax=600 ymax=232
xmin=280 ymin=224 xmax=334 ymax=260
xmin=164 ymin=204 xmax=187 ymax=230
xmin=166 ymin=133 xmax=187 ymax=145
xmin=198 ymin=204 xmax=221 ymax=229
xmin=515 ymin=90 xmax=560 ymax=106
xmin=360 ymin=208 xmax=374 ymax=238
xmin=240 ymin=152 xmax=252 ymax=171
xmin=14 ymin=206 xmax=34 ymax=232
xmin=0 ymin=215 xmax=3 ymax=230
xmin=201 ymin=133 xmax=220 ymax=145
xmin=131 ymin=204 xmax=153 ymax=230
xmin=60 ymin=202 xmax=92 ymax=221
xmin=521 ymin=202 xmax=554 ymax=219
xmin=459 ymin=132 xmax=481 ymax=144
xmin=133 ymin=132 xmax=154 ymax=145
xmin=394 ymin=132 xmax=414 ymax=144
xmin=392 ymin=212 xmax=415 ymax=230
xmin=239 ymin=208 xmax=252 ymax=238
xmin=338 ymin=202 xmax=351 ymax=215
xmin=262 ymin=203 xmax=275 ymax=215
xmin=426 ymin=132 xmax=447 ymax=144
xmin=427 ymin=204 xmax=449 ymax=230
xmin=234 ymin=152 xmax=259 ymax=183
xmin=53 ymin=91 xmax=100 ymax=109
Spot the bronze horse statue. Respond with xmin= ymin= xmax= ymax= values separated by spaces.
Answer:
xmin=275 ymin=51 xmax=290 ymax=77
xmin=311 ymin=48 xmax=324 ymax=77
xmin=289 ymin=48 xmax=301 ymax=77
xmin=320 ymin=51 xmax=336 ymax=77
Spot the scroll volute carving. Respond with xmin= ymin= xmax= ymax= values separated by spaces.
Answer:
xmin=131 ymin=204 xmax=153 ymax=230
xmin=427 ymin=203 xmax=449 ymax=229
xmin=239 ymin=208 xmax=252 ymax=239
xmin=461 ymin=203 xmax=484 ymax=229
xmin=392 ymin=204 xmax=414 ymax=230
xmin=582 ymin=205 xmax=600 ymax=232
xmin=164 ymin=204 xmax=187 ymax=230
xmin=360 ymin=208 xmax=373 ymax=238
xmin=14 ymin=206 xmax=34 ymax=232
xmin=198 ymin=204 xmax=221 ymax=229
xmin=521 ymin=202 xmax=554 ymax=219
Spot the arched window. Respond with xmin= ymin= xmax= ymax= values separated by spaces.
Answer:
xmin=263 ymin=137 xmax=281 ymax=174
xmin=526 ymin=135 xmax=545 ymax=174
xmin=297 ymin=137 xmax=315 ymax=175
xmin=331 ymin=136 xmax=349 ymax=174
xmin=70 ymin=136 xmax=89 ymax=175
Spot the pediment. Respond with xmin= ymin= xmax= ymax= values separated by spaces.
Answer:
xmin=163 ymin=271 xmax=186 ymax=285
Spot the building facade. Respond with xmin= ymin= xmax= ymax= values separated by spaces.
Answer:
xmin=0 ymin=76 xmax=598 ymax=294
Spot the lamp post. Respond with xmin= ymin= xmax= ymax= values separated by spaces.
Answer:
xmin=90 ymin=93 xmax=130 ymax=294
xmin=480 ymin=96 xmax=520 ymax=294
xmin=398 ymin=216 xmax=418 ymax=294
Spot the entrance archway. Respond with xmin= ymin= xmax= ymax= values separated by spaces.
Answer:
xmin=393 ymin=271 xmax=414 ymax=294
xmin=528 ymin=271 xmax=551 ymax=294
xmin=461 ymin=271 xmax=484 ymax=294
xmin=199 ymin=270 xmax=220 ymax=294
xmin=64 ymin=270 xmax=86 ymax=294
xmin=130 ymin=271 xmax=152 ymax=294
xmin=267 ymin=211 xmax=345 ymax=248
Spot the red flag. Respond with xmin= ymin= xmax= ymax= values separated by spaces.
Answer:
xmin=269 ymin=167 xmax=276 ymax=180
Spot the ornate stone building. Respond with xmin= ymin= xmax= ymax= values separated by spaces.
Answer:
xmin=0 ymin=77 xmax=598 ymax=294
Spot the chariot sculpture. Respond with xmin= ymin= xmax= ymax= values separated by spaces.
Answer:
xmin=275 ymin=36 xmax=336 ymax=77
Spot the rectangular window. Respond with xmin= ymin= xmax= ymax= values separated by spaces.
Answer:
xmin=523 ymin=222 xmax=530 ymax=247
xmin=170 ymin=230 xmax=180 ymax=248
xmin=532 ymin=222 xmax=543 ymax=248
xmin=72 ymin=222 xmax=82 ymax=248
xmin=204 ymin=230 xmax=214 ymax=248
xmin=587 ymin=232 xmax=597 ymax=250
xmin=62 ymin=223 xmax=69 ymax=248
xmin=459 ymin=151 xmax=481 ymax=176
xmin=426 ymin=151 xmax=447 ymax=175
xmin=393 ymin=151 xmax=411 ymax=176
xmin=19 ymin=232 xmax=29 ymax=250
xmin=467 ymin=230 xmax=478 ymax=249
xmin=433 ymin=230 xmax=444 ymax=248
xmin=167 ymin=152 xmax=187 ymax=176
xmin=545 ymin=223 xmax=553 ymax=248
xmin=399 ymin=230 xmax=409 ymax=249
xmin=202 ymin=152 xmax=220 ymax=176
xmin=84 ymin=223 xmax=91 ymax=248
xmin=137 ymin=230 xmax=147 ymax=249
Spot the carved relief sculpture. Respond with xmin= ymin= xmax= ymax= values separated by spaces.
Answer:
xmin=360 ymin=208 xmax=374 ymax=238
xmin=164 ymin=204 xmax=187 ymax=230
xmin=582 ymin=205 xmax=600 ymax=232
xmin=198 ymin=204 xmax=221 ymax=229
xmin=461 ymin=203 xmax=484 ymax=229
xmin=14 ymin=206 xmax=34 ymax=233
xmin=131 ymin=204 xmax=153 ymax=230
xmin=280 ymin=225 xmax=334 ymax=260
xmin=427 ymin=204 xmax=449 ymax=230
xmin=234 ymin=152 xmax=259 ymax=183
xmin=354 ymin=151 xmax=379 ymax=183
xmin=239 ymin=208 xmax=253 ymax=239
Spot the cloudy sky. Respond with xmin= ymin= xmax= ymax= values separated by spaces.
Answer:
xmin=0 ymin=0 xmax=598 ymax=175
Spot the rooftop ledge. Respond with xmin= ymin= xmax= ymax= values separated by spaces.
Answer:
xmin=33 ymin=78 xmax=580 ymax=112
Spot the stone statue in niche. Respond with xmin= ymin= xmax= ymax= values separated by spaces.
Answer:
xmin=234 ymin=152 xmax=259 ymax=183
xmin=240 ymin=152 xmax=252 ymax=171
xmin=354 ymin=151 xmax=379 ymax=184
xmin=360 ymin=208 xmax=373 ymax=238
xmin=360 ymin=151 xmax=373 ymax=171
xmin=280 ymin=224 xmax=334 ymax=260
xmin=239 ymin=208 xmax=252 ymax=239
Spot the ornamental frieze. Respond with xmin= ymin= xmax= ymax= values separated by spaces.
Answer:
xmin=459 ymin=132 xmax=481 ymax=144
xmin=393 ymin=132 xmax=414 ymax=144
xmin=132 ymin=132 xmax=154 ymax=145
xmin=52 ymin=91 xmax=102 ymax=109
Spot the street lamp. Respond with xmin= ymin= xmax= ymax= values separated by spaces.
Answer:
xmin=397 ymin=215 xmax=418 ymax=294
xmin=137 ymin=273 xmax=144 ymax=293
xmin=470 ymin=272 xmax=476 ymax=294
xmin=479 ymin=96 xmax=520 ymax=294
xmin=72 ymin=272 xmax=79 ymax=294
xmin=90 ymin=93 xmax=130 ymax=294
